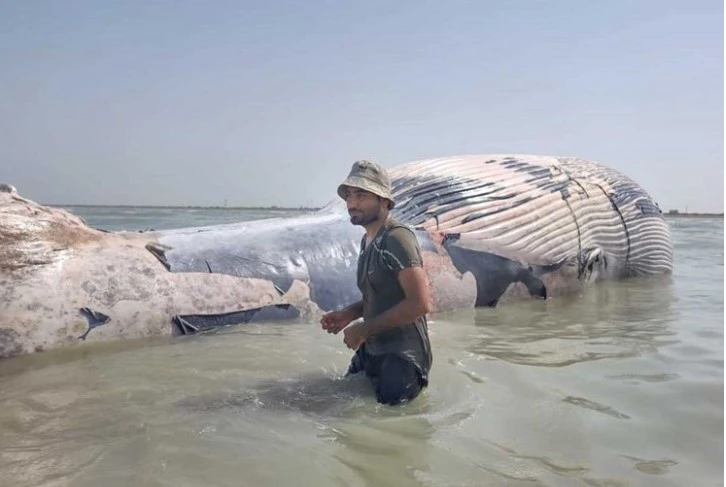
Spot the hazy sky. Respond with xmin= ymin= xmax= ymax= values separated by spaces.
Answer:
xmin=1 ymin=0 xmax=723 ymax=211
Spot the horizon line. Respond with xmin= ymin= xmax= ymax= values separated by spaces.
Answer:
xmin=45 ymin=202 xmax=725 ymax=217
xmin=48 ymin=202 xmax=324 ymax=211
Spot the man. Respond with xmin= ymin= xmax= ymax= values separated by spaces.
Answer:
xmin=320 ymin=160 xmax=433 ymax=405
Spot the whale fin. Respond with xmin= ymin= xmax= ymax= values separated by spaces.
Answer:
xmin=78 ymin=307 xmax=111 ymax=340
xmin=171 ymin=304 xmax=300 ymax=335
xmin=442 ymin=237 xmax=549 ymax=307
xmin=146 ymin=242 xmax=172 ymax=271
xmin=517 ymin=271 xmax=548 ymax=300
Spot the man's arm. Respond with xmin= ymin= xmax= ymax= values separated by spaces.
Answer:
xmin=343 ymin=300 xmax=364 ymax=321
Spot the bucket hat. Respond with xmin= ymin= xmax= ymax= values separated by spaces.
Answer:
xmin=337 ymin=160 xmax=395 ymax=209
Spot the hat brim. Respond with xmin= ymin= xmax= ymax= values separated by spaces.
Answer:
xmin=337 ymin=179 xmax=395 ymax=209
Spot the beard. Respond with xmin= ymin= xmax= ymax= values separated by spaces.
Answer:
xmin=349 ymin=202 xmax=381 ymax=226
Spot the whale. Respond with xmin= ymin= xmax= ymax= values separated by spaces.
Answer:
xmin=0 ymin=154 xmax=673 ymax=358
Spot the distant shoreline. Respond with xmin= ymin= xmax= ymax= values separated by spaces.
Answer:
xmin=664 ymin=213 xmax=723 ymax=218
xmin=47 ymin=204 xmax=724 ymax=218
xmin=49 ymin=203 xmax=323 ymax=211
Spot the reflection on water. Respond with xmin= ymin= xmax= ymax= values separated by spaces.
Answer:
xmin=464 ymin=276 xmax=679 ymax=367
xmin=0 ymin=214 xmax=722 ymax=487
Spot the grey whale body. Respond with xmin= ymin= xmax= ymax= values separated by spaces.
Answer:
xmin=0 ymin=154 xmax=673 ymax=358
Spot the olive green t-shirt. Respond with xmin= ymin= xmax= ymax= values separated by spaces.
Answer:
xmin=356 ymin=217 xmax=433 ymax=379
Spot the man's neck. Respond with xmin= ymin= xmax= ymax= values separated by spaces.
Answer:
xmin=364 ymin=214 xmax=389 ymax=242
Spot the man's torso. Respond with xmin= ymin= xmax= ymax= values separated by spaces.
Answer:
xmin=356 ymin=217 xmax=432 ymax=374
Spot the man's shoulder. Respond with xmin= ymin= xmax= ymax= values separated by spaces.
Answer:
xmin=386 ymin=227 xmax=418 ymax=248
xmin=380 ymin=218 xmax=422 ymax=268
xmin=384 ymin=217 xmax=416 ymax=238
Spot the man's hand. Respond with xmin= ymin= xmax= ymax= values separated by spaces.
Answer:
xmin=343 ymin=321 xmax=368 ymax=350
xmin=320 ymin=308 xmax=355 ymax=334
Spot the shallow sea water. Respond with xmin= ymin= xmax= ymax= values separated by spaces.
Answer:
xmin=0 ymin=209 xmax=722 ymax=486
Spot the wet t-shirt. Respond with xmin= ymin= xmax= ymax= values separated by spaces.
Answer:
xmin=356 ymin=217 xmax=433 ymax=380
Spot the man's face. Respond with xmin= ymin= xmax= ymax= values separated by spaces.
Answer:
xmin=344 ymin=187 xmax=384 ymax=226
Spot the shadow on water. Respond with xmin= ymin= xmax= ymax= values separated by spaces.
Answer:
xmin=170 ymin=356 xmax=441 ymax=486
xmin=174 ymin=370 xmax=434 ymax=420
xmin=454 ymin=275 xmax=679 ymax=367
xmin=174 ymin=371 xmax=441 ymax=487
xmin=175 ymin=372 xmax=370 ymax=417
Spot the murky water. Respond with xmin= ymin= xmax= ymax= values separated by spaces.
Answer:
xmin=0 ymin=210 xmax=722 ymax=486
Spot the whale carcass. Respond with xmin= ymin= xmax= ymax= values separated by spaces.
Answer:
xmin=0 ymin=154 xmax=673 ymax=358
